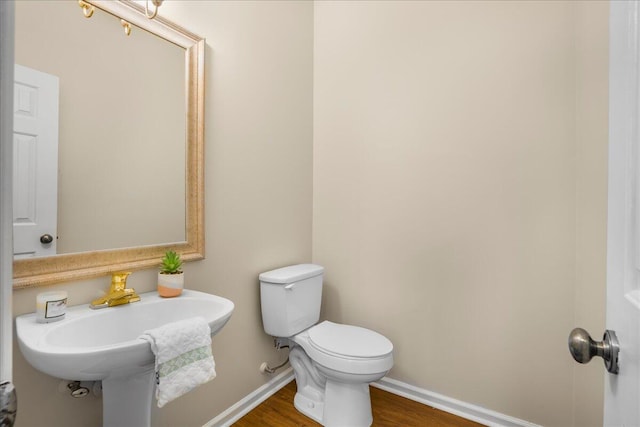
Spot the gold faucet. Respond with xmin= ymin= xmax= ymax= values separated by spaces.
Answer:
xmin=90 ymin=272 xmax=140 ymax=309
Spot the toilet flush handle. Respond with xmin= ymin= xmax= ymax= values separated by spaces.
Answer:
xmin=285 ymin=283 xmax=296 ymax=290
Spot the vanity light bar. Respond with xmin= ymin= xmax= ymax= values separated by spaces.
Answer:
xmin=144 ymin=0 xmax=164 ymax=20
xmin=78 ymin=0 xmax=94 ymax=18
xmin=121 ymin=19 xmax=132 ymax=36
xmin=77 ymin=0 xmax=163 ymax=37
xmin=78 ymin=0 xmax=132 ymax=36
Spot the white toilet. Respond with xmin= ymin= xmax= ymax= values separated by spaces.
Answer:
xmin=259 ymin=264 xmax=393 ymax=427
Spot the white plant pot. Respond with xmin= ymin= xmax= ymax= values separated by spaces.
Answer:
xmin=157 ymin=272 xmax=184 ymax=297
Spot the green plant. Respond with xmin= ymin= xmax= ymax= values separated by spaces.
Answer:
xmin=160 ymin=250 xmax=183 ymax=274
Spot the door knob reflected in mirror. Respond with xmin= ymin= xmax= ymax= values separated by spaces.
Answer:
xmin=39 ymin=234 xmax=53 ymax=244
xmin=568 ymin=328 xmax=619 ymax=374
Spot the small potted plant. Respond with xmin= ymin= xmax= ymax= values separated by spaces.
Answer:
xmin=158 ymin=250 xmax=183 ymax=297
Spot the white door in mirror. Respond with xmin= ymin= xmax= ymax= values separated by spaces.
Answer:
xmin=13 ymin=64 xmax=58 ymax=259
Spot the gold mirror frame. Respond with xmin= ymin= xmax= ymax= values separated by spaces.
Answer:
xmin=13 ymin=0 xmax=205 ymax=289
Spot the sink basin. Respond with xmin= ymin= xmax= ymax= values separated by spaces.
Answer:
xmin=16 ymin=289 xmax=234 ymax=426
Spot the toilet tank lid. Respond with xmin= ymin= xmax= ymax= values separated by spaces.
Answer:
xmin=259 ymin=264 xmax=324 ymax=284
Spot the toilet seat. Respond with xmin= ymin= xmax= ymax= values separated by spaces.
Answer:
xmin=295 ymin=321 xmax=394 ymax=375
xmin=309 ymin=321 xmax=393 ymax=358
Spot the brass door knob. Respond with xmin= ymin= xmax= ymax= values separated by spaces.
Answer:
xmin=568 ymin=328 xmax=619 ymax=374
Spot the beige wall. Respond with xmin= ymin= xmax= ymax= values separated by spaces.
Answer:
xmin=12 ymin=1 xmax=313 ymax=426
xmin=15 ymin=0 xmax=186 ymax=254
xmin=313 ymin=2 xmax=608 ymax=427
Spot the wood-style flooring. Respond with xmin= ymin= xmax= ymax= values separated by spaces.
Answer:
xmin=233 ymin=381 xmax=483 ymax=426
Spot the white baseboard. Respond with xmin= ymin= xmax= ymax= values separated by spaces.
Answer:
xmin=203 ymin=369 xmax=539 ymax=427
xmin=203 ymin=368 xmax=294 ymax=427
xmin=371 ymin=377 xmax=541 ymax=427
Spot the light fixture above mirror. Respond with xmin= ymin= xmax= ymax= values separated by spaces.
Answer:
xmin=78 ymin=0 xmax=165 ymax=38
xmin=145 ymin=0 xmax=163 ymax=19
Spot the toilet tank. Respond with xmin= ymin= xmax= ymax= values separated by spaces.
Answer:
xmin=259 ymin=264 xmax=324 ymax=337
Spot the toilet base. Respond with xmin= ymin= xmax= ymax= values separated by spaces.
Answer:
xmin=323 ymin=379 xmax=372 ymax=427
xmin=294 ymin=391 xmax=324 ymax=424
xmin=293 ymin=379 xmax=373 ymax=427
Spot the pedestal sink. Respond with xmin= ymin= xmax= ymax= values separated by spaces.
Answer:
xmin=16 ymin=290 xmax=234 ymax=427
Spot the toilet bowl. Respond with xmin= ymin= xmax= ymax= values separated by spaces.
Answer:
xmin=259 ymin=264 xmax=394 ymax=427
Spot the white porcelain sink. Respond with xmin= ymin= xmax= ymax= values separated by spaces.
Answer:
xmin=16 ymin=289 xmax=234 ymax=427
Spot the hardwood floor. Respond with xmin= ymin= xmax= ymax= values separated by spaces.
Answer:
xmin=233 ymin=381 xmax=483 ymax=426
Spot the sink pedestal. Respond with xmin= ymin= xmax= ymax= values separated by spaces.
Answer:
xmin=102 ymin=368 xmax=155 ymax=427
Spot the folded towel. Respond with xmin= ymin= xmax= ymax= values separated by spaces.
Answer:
xmin=140 ymin=317 xmax=216 ymax=407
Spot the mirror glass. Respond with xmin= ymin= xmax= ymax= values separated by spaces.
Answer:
xmin=14 ymin=1 xmax=186 ymax=258
xmin=12 ymin=0 xmax=205 ymax=288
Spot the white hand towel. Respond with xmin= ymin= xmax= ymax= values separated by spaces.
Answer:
xmin=140 ymin=316 xmax=216 ymax=407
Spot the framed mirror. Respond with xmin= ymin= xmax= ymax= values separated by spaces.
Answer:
xmin=12 ymin=0 xmax=204 ymax=288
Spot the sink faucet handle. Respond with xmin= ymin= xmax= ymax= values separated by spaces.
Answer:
xmin=112 ymin=271 xmax=131 ymax=282
xmin=110 ymin=272 xmax=132 ymax=292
